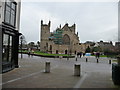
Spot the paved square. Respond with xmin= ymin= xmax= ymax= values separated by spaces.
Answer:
xmin=2 ymin=54 xmax=118 ymax=88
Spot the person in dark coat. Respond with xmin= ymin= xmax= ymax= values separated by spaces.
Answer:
xmin=96 ymin=52 xmax=100 ymax=59
xmin=83 ymin=53 xmax=85 ymax=57
xmin=79 ymin=52 xmax=82 ymax=58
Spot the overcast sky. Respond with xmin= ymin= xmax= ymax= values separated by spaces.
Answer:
xmin=20 ymin=0 xmax=118 ymax=44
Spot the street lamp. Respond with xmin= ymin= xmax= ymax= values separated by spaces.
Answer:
xmin=20 ymin=36 xmax=23 ymax=59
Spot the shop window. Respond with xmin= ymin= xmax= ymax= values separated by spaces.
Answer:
xmin=3 ymin=34 xmax=13 ymax=62
xmin=8 ymin=36 xmax=12 ymax=62
xmin=3 ymin=34 xmax=9 ymax=62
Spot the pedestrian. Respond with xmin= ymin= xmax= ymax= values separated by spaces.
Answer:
xmin=28 ymin=48 xmax=31 ymax=57
xmin=98 ymin=52 xmax=100 ymax=58
xmin=83 ymin=53 xmax=85 ymax=57
xmin=79 ymin=52 xmax=82 ymax=58
xmin=31 ymin=49 xmax=34 ymax=56
xmin=96 ymin=52 xmax=100 ymax=59
xmin=77 ymin=53 xmax=79 ymax=57
xmin=75 ymin=54 xmax=77 ymax=61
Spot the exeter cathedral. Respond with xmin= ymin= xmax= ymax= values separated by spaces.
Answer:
xmin=40 ymin=20 xmax=82 ymax=54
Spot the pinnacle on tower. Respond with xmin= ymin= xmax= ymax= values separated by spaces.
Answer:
xmin=73 ymin=23 xmax=76 ymax=27
xmin=77 ymin=32 xmax=78 ymax=36
xmin=60 ymin=24 xmax=61 ymax=28
xmin=48 ymin=21 xmax=51 ymax=27
xmin=41 ymin=20 xmax=43 ymax=25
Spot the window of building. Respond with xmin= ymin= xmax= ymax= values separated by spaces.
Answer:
xmin=4 ymin=0 xmax=16 ymax=26
xmin=56 ymin=50 xmax=58 ymax=54
xmin=0 ymin=6 xmax=1 ymax=18
xmin=63 ymin=34 xmax=70 ymax=45
xmin=8 ymin=36 xmax=13 ymax=62
xmin=50 ymin=45 xmax=52 ymax=51
xmin=3 ymin=34 xmax=13 ymax=63
xmin=3 ymin=34 xmax=9 ymax=62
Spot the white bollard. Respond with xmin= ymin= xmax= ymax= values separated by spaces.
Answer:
xmin=74 ymin=64 xmax=81 ymax=76
xmin=45 ymin=61 xmax=50 ymax=73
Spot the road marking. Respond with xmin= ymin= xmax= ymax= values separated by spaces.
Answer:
xmin=0 ymin=65 xmax=58 ymax=86
xmin=73 ymin=72 xmax=87 ymax=88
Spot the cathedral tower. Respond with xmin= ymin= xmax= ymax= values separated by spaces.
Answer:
xmin=40 ymin=20 xmax=51 ymax=52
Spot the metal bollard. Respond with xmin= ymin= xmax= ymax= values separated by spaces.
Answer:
xmin=86 ymin=58 xmax=88 ymax=62
xmin=97 ymin=59 xmax=99 ymax=63
xmin=45 ymin=61 xmax=50 ymax=73
xmin=74 ymin=64 xmax=81 ymax=76
xmin=109 ymin=60 xmax=111 ymax=64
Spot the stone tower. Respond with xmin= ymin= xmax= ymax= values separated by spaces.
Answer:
xmin=40 ymin=20 xmax=51 ymax=52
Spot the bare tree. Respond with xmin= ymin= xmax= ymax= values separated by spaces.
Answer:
xmin=37 ymin=41 xmax=40 ymax=50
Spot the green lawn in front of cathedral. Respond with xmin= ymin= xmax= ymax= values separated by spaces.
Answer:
xmin=19 ymin=50 xmax=73 ymax=57
xmin=91 ymin=55 xmax=107 ymax=57
xmin=34 ymin=51 xmax=72 ymax=56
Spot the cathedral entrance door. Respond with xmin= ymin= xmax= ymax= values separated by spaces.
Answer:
xmin=56 ymin=50 xmax=58 ymax=54
xmin=65 ymin=50 xmax=68 ymax=54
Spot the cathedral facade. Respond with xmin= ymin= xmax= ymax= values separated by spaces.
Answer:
xmin=40 ymin=20 xmax=81 ymax=55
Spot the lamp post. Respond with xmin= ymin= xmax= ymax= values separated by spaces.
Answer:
xmin=20 ymin=36 xmax=23 ymax=59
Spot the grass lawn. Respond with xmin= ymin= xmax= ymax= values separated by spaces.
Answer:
xmin=19 ymin=50 xmax=72 ymax=56
xmin=35 ymin=52 xmax=71 ymax=56
xmin=91 ymin=55 xmax=107 ymax=57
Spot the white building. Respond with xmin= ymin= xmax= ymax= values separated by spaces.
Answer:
xmin=0 ymin=0 xmax=21 ymax=72
xmin=118 ymin=1 xmax=120 ymax=42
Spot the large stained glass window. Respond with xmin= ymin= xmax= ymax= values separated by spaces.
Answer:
xmin=63 ymin=34 xmax=70 ymax=45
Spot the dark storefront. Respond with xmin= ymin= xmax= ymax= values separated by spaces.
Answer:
xmin=1 ymin=1 xmax=21 ymax=73
xmin=1 ymin=24 xmax=20 ymax=73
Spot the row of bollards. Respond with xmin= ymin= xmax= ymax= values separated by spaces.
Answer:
xmin=45 ymin=61 xmax=81 ymax=76
xmin=84 ymin=58 xmax=112 ymax=64
xmin=45 ymin=59 xmax=112 ymax=76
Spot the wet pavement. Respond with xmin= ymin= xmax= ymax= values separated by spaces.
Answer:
xmin=1 ymin=54 xmax=119 ymax=88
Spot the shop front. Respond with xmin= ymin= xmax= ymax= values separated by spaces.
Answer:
xmin=1 ymin=24 xmax=20 ymax=73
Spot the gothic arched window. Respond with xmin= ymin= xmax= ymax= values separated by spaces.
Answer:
xmin=63 ymin=34 xmax=70 ymax=45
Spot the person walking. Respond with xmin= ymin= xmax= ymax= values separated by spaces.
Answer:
xmin=31 ymin=49 xmax=34 ymax=57
xmin=80 ymin=52 xmax=82 ymax=58
xmin=75 ymin=54 xmax=77 ymax=61
xmin=28 ymin=48 xmax=31 ymax=57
